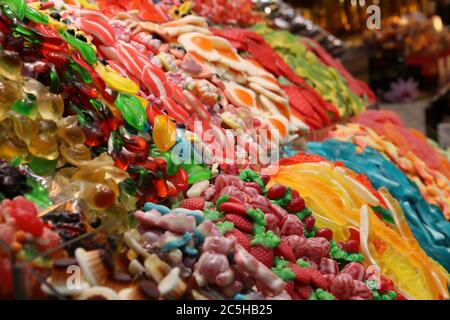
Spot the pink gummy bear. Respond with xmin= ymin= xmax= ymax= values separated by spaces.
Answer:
xmin=193 ymin=237 xmax=236 ymax=288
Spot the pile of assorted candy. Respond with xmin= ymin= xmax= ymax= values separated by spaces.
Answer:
xmin=0 ymin=0 xmax=449 ymax=300
xmin=39 ymin=170 xmax=408 ymax=300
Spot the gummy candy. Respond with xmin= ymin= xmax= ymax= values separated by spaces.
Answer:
xmin=152 ymin=115 xmax=176 ymax=152
xmin=268 ymin=158 xmax=449 ymax=299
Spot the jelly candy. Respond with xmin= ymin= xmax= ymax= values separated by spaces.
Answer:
xmin=11 ymin=98 xmax=37 ymax=118
xmin=182 ymin=164 xmax=211 ymax=184
xmin=152 ymin=115 xmax=176 ymax=152
xmin=94 ymin=63 xmax=139 ymax=95
xmin=24 ymin=6 xmax=49 ymax=25
xmin=115 ymin=93 xmax=147 ymax=131
xmin=0 ymin=50 xmax=23 ymax=81
xmin=5 ymin=0 xmax=26 ymax=20
xmin=59 ymin=30 xmax=97 ymax=65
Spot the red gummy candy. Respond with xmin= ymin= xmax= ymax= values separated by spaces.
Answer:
xmin=9 ymin=197 xmax=44 ymax=237
xmin=287 ymin=197 xmax=305 ymax=212
xmin=249 ymin=245 xmax=274 ymax=268
xmin=275 ymin=240 xmax=296 ymax=262
xmin=267 ymin=184 xmax=287 ymax=200
xmin=303 ymin=216 xmax=315 ymax=232
xmin=225 ymin=214 xmax=254 ymax=234
xmin=226 ymin=229 xmax=251 ymax=251
xmin=316 ymin=228 xmax=333 ymax=241
xmin=179 ymin=197 xmax=205 ymax=211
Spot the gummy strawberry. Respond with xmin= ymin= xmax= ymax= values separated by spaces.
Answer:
xmin=296 ymin=284 xmax=313 ymax=300
xmin=289 ymin=263 xmax=310 ymax=284
xmin=219 ymin=202 xmax=248 ymax=216
xmin=303 ymin=216 xmax=315 ymax=232
xmin=275 ymin=240 xmax=296 ymax=262
xmin=315 ymin=228 xmax=333 ymax=241
xmin=378 ymin=275 xmax=394 ymax=294
xmin=343 ymin=240 xmax=359 ymax=253
xmin=285 ymin=281 xmax=296 ymax=297
xmin=287 ymin=197 xmax=305 ymax=213
xmin=341 ymin=262 xmax=365 ymax=281
xmin=36 ymin=227 xmax=61 ymax=251
xmin=179 ymin=197 xmax=205 ymax=210
xmin=226 ymin=229 xmax=251 ymax=251
xmin=250 ymin=245 xmax=274 ymax=268
xmin=291 ymin=189 xmax=300 ymax=199
xmin=225 ymin=214 xmax=254 ymax=233
xmin=9 ymin=197 xmax=44 ymax=237
xmin=261 ymin=175 xmax=270 ymax=186
xmin=267 ymin=184 xmax=287 ymax=200
xmin=0 ymin=259 xmax=13 ymax=296
xmin=309 ymin=269 xmax=328 ymax=290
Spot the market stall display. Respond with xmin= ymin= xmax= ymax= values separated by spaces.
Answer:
xmin=0 ymin=0 xmax=449 ymax=301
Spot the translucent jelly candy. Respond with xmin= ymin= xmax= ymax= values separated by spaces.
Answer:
xmin=11 ymin=114 xmax=39 ymax=145
xmin=5 ymin=0 xmax=26 ymax=20
xmin=59 ymin=143 xmax=92 ymax=167
xmin=0 ymin=137 xmax=29 ymax=162
xmin=56 ymin=116 xmax=87 ymax=146
xmin=29 ymin=156 xmax=57 ymax=176
xmin=114 ymin=93 xmax=147 ymax=131
xmin=0 ymin=50 xmax=23 ymax=81
xmin=71 ymin=153 xmax=129 ymax=196
xmin=36 ymin=92 xmax=64 ymax=122
xmin=82 ymin=182 xmax=117 ymax=211
xmin=0 ymin=79 xmax=21 ymax=121
xmin=153 ymin=115 xmax=176 ymax=152
xmin=27 ymin=132 xmax=59 ymax=160
xmin=269 ymin=159 xmax=450 ymax=299
xmin=182 ymin=164 xmax=211 ymax=184
xmin=58 ymin=30 xmax=97 ymax=65
xmin=94 ymin=63 xmax=139 ymax=95
xmin=11 ymin=98 xmax=37 ymax=118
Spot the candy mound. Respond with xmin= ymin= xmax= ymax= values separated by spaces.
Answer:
xmin=353 ymin=110 xmax=449 ymax=176
xmin=251 ymin=23 xmax=366 ymax=118
xmin=268 ymin=154 xmax=449 ymax=300
xmin=39 ymin=169 xmax=410 ymax=300
xmin=307 ymin=139 xmax=450 ymax=273
xmin=192 ymin=0 xmax=261 ymax=26
xmin=0 ymin=0 xmax=448 ymax=301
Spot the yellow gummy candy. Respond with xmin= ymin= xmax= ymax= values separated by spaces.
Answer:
xmin=153 ymin=115 xmax=177 ymax=152
xmin=94 ymin=64 xmax=139 ymax=95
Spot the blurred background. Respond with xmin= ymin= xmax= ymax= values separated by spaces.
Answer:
xmin=267 ymin=0 xmax=450 ymax=146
